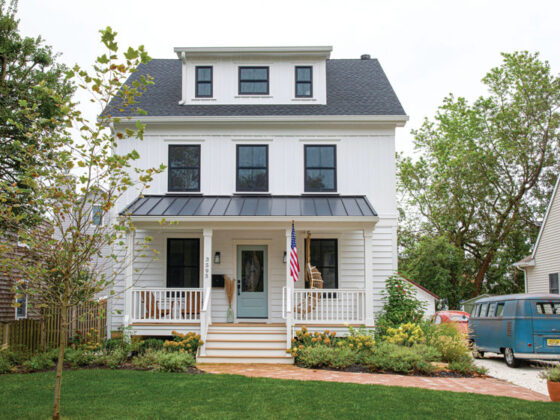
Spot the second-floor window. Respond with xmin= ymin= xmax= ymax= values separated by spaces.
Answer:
xmin=239 ymin=67 xmax=269 ymax=95
xmin=195 ymin=66 xmax=212 ymax=97
xmin=304 ymin=145 xmax=336 ymax=192
xmin=92 ymin=204 xmax=103 ymax=226
xmin=236 ymin=145 xmax=268 ymax=192
xmin=168 ymin=145 xmax=200 ymax=192
xmin=295 ymin=66 xmax=312 ymax=97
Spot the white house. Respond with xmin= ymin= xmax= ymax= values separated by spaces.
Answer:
xmin=105 ymin=46 xmax=407 ymax=363
xmin=514 ymin=175 xmax=560 ymax=295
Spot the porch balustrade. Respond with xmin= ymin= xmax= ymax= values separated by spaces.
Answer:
xmin=130 ymin=288 xmax=203 ymax=323
xmin=286 ymin=288 xmax=366 ymax=324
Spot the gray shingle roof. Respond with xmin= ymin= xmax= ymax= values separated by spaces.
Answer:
xmin=106 ymin=59 xmax=405 ymax=117
xmin=122 ymin=195 xmax=377 ymax=217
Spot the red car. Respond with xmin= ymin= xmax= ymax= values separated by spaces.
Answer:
xmin=432 ymin=311 xmax=470 ymax=334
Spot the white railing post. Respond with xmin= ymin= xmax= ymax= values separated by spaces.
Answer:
xmin=285 ymin=227 xmax=293 ymax=350
xmin=364 ymin=227 xmax=375 ymax=326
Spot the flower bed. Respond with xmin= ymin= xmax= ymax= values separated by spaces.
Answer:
xmin=290 ymin=324 xmax=486 ymax=377
xmin=0 ymin=331 xmax=203 ymax=375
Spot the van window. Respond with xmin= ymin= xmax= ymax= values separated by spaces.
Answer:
xmin=495 ymin=302 xmax=505 ymax=317
xmin=536 ymin=301 xmax=560 ymax=315
xmin=479 ymin=303 xmax=488 ymax=317
xmin=487 ymin=303 xmax=497 ymax=317
xmin=471 ymin=305 xmax=478 ymax=317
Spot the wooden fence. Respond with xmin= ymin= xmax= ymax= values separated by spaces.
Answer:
xmin=1 ymin=300 xmax=107 ymax=352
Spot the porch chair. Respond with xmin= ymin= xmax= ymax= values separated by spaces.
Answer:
xmin=140 ymin=291 xmax=174 ymax=320
xmin=294 ymin=264 xmax=324 ymax=315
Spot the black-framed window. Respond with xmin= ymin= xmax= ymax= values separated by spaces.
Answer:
xmin=167 ymin=238 xmax=200 ymax=288
xmin=195 ymin=66 xmax=212 ymax=97
xmin=295 ymin=66 xmax=312 ymax=97
xmin=306 ymin=239 xmax=338 ymax=290
xmin=92 ymin=204 xmax=103 ymax=226
xmin=550 ymin=273 xmax=559 ymax=294
xmin=168 ymin=145 xmax=200 ymax=192
xmin=304 ymin=145 xmax=336 ymax=192
xmin=236 ymin=145 xmax=268 ymax=192
xmin=238 ymin=67 xmax=269 ymax=95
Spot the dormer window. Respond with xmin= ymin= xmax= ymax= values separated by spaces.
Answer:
xmin=195 ymin=66 xmax=213 ymax=97
xmin=295 ymin=66 xmax=312 ymax=97
xmin=239 ymin=67 xmax=269 ymax=95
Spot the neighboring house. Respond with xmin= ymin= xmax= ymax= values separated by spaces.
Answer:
xmin=0 ymin=233 xmax=31 ymax=323
xmin=514 ymin=175 xmax=560 ymax=295
xmin=460 ymin=294 xmax=491 ymax=314
xmin=105 ymin=46 xmax=407 ymax=363
xmin=402 ymin=277 xmax=439 ymax=318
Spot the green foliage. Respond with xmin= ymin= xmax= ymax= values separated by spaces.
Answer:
xmin=64 ymin=348 xmax=98 ymax=367
xmin=399 ymin=235 xmax=471 ymax=309
xmin=0 ymin=354 xmax=12 ymax=373
xmin=22 ymin=353 xmax=55 ymax=372
xmin=398 ymin=51 xmax=560 ymax=297
xmin=296 ymin=346 xmax=357 ymax=369
xmin=133 ymin=349 xmax=195 ymax=372
xmin=163 ymin=331 xmax=203 ymax=355
xmin=423 ymin=323 xmax=470 ymax=363
xmin=362 ymin=342 xmax=438 ymax=375
xmin=448 ymin=359 xmax=487 ymax=376
xmin=384 ymin=322 xmax=425 ymax=346
xmin=104 ymin=338 xmax=127 ymax=353
xmin=375 ymin=276 xmax=426 ymax=337
xmin=137 ymin=338 xmax=164 ymax=354
xmin=539 ymin=367 xmax=560 ymax=382
xmin=106 ymin=347 xmax=129 ymax=369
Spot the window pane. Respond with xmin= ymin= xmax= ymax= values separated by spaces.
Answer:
xmin=197 ymin=83 xmax=211 ymax=97
xmin=92 ymin=205 xmax=102 ymax=226
xmin=308 ymin=239 xmax=337 ymax=289
xmin=496 ymin=303 xmax=505 ymax=317
xmin=306 ymin=147 xmax=320 ymax=167
xmin=240 ymin=68 xmax=267 ymax=80
xmin=167 ymin=239 xmax=200 ymax=288
xmin=169 ymin=146 xmax=199 ymax=168
xmin=550 ymin=273 xmax=559 ymax=294
xmin=320 ymin=147 xmax=335 ymax=167
xmin=296 ymin=83 xmax=311 ymax=97
xmin=240 ymin=81 xmax=268 ymax=94
xmin=169 ymin=169 xmax=199 ymax=191
xmin=296 ymin=67 xmax=311 ymax=82
xmin=238 ymin=168 xmax=267 ymax=191
xmin=321 ymin=268 xmax=337 ymax=289
xmin=306 ymin=169 xmax=335 ymax=191
xmin=197 ymin=67 xmax=211 ymax=81
xmin=238 ymin=146 xmax=266 ymax=168
xmin=241 ymin=250 xmax=264 ymax=292
xmin=306 ymin=146 xmax=335 ymax=168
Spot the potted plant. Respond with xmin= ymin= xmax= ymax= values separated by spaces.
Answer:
xmin=540 ymin=367 xmax=560 ymax=402
xmin=224 ymin=276 xmax=236 ymax=323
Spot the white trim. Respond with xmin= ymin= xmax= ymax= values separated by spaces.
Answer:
xmin=531 ymin=175 xmax=560 ymax=259
xmin=163 ymin=138 xmax=205 ymax=143
xmin=174 ymin=46 xmax=332 ymax=59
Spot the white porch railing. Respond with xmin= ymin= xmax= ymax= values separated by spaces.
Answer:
xmin=289 ymin=288 xmax=366 ymax=324
xmin=131 ymin=288 xmax=203 ymax=323
xmin=199 ymin=286 xmax=212 ymax=356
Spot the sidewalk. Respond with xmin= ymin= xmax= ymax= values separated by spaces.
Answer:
xmin=198 ymin=363 xmax=550 ymax=402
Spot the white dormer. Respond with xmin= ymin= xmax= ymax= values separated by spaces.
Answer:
xmin=173 ymin=46 xmax=331 ymax=105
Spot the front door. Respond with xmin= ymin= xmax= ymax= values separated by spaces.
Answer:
xmin=237 ymin=245 xmax=268 ymax=318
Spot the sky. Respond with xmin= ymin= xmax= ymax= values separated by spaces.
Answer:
xmin=16 ymin=0 xmax=560 ymax=155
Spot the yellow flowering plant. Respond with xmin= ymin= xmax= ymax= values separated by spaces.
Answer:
xmin=383 ymin=322 xmax=425 ymax=346
xmin=290 ymin=326 xmax=339 ymax=357
xmin=164 ymin=331 xmax=203 ymax=355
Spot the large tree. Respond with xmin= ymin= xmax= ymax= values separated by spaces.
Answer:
xmin=0 ymin=0 xmax=73 ymax=226
xmin=0 ymin=27 xmax=161 ymax=420
xmin=399 ymin=51 xmax=560 ymax=298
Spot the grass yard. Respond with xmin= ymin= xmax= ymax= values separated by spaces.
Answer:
xmin=0 ymin=370 xmax=556 ymax=420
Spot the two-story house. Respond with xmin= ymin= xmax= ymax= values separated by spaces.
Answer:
xmin=106 ymin=46 xmax=407 ymax=363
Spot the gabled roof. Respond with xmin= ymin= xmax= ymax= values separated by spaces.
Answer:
xmin=530 ymin=174 xmax=560 ymax=260
xmin=121 ymin=195 xmax=377 ymax=218
xmin=398 ymin=274 xmax=440 ymax=299
xmin=105 ymin=59 xmax=406 ymax=118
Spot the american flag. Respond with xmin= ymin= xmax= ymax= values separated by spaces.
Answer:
xmin=289 ymin=222 xmax=299 ymax=282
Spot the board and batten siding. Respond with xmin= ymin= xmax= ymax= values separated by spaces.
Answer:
xmin=526 ymin=180 xmax=560 ymax=293
xmin=109 ymin=223 xmax=397 ymax=331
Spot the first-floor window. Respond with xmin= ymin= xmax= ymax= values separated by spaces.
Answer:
xmin=306 ymin=238 xmax=338 ymax=289
xmin=167 ymin=238 xmax=200 ymax=288
xmin=550 ymin=273 xmax=559 ymax=294
xmin=15 ymin=286 xmax=27 ymax=319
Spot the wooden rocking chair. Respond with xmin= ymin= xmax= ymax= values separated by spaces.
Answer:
xmin=140 ymin=291 xmax=174 ymax=320
xmin=294 ymin=263 xmax=324 ymax=315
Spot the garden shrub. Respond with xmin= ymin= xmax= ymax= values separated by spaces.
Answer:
xmin=0 ymin=355 xmax=12 ymax=374
xmin=104 ymin=338 xmax=127 ymax=352
xmin=448 ymin=359 xmax=487 ymax=376
xmin=424 ymin=324 xmax=469 ymax=363
xmin=295 ymin=346 xmax=357 ymax=369
xmin=133 ymin=349 xmax=195 ymax=372
xmin=138 ymin=338 xmax=164 ymax=354
xmin=22 ymin=353 xmax=55 ymax=372
xmin=64 ymin=348 xmax=98 ymax=367
xmin=362 ymin=342 xmax=437 ymax=374
xmin=106 ymin=347 xmax=129 ymax=369
xmin=342 ymin=326 xmax=376 ymax=353
xmin=69 ymin=328 xmax=102 ymax=351
xmin=0 ymin=349 xmax=27 ymax=366
xmin=164 ymin=331 xmax=203 ymax=355
xmin=384 ymin=322 xmax=425 ymax=346
xmin=375 ymin=276 xmax=426 ymax=338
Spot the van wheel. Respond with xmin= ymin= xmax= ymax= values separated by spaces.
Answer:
xmin=504 ymin=348 xmax=519 ymax=368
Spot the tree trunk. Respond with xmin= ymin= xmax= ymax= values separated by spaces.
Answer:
xmin=474 ymin=252 xmax=494 ymax=295
xmin=52 ymin=306 xmax=68 ymax=420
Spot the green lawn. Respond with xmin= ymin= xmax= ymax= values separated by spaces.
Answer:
xmin=0 ymin=370 xmax=556 ymax=419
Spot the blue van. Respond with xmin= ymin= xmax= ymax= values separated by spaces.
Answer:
xmin=468 ymin=294 xmax=560 ymax=367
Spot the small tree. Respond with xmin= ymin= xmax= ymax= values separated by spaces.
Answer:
xmin=0 ymin=28 xmax=162 ymax=420
xmin=375 ymin=276 xmax=426 ymax=337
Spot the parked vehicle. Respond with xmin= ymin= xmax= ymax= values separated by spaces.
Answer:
xmin=432 ymin=311 xmax=470 ymax=334
xmin=468 ymin=294 xmax=560 ymax=367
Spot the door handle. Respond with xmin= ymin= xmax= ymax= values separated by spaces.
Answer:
xmin=237 ymin=279 xmax=241 ymax=296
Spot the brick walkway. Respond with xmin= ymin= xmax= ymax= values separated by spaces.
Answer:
xmin=198 ymin=363 xmax=550 ymax=402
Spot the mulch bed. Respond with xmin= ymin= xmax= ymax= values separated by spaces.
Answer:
xmin=4 ymin=363 xmax=204 ymax=375
xmin=307 ymin=364 xmax=485 ymax=378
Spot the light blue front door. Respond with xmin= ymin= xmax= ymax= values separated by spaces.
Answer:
xmin=237 ymin=245 xmax=268 ymax=318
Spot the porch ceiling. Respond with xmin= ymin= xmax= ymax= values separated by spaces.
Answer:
xmin=121 ymin=195 xmax=378 ymax=218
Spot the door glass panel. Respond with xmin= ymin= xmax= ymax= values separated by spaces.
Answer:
xmin=241 ymin=250 xmax=264 ymax=292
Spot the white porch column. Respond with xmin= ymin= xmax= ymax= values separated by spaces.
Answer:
xmin=200 ymin=228 xmax=213 ymax=355
xmin=202 ymin=228 xmax=213 ymax=292
xmin=124 ymin=229 xmax=135 ymax=328
xmin=285 ymin=227 xmax=293 ymax=349
xmin=363 ymin=227 xmax=375 ymax=326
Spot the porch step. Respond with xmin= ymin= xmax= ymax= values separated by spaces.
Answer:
xmin=199 ymin=323 xmax=293 ymax=364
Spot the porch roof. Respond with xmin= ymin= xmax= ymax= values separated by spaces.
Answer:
xmin=121 ymin=195 xmax=377 ymax=218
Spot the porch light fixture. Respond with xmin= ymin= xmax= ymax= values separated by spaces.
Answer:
xmin=283 ymin=251 xmax=287 ymax=263
xmin=214 ymin=251 xmax=221 ymax=264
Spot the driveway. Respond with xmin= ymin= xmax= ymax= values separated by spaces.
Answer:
xmin=473 ymin=353 xmax=556 ymax=396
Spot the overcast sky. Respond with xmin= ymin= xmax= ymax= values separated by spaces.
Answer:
xmin=17 ymin=0 xmax=560 ymax=154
